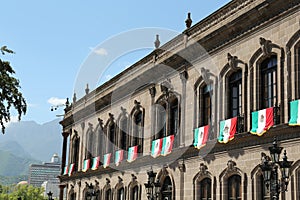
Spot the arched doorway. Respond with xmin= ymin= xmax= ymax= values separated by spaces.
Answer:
xmin=161 ymin=176 xmax=172 ymax=200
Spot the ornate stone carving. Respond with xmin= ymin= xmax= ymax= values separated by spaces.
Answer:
xmin=121 ymin=106 xmax=127 ymax=115
xmin=118 ymin=176 xmax=123 ymax=183
xmin=106 ymin=178 xmax=110 ymax=185
xmin=131 ymin=174 xmax=137 ymax=181
xmin=201 ymin=67 xmax=213 ymax=84
xmin=259 ymin=37 xmax=272 ymax=57
xmin=149 ymin=86 xmax=156 ymax=98
xmin=160 ymin=78 xmax=173 ymax=94
xmin=227 ymin=53 xmax=240 ymax=71
xmin=134 ymin=100 xmax=141 ymax=110
xmin=180 ymin=70 xmax=188 ymax=82
xmin=178 ymin=162 xmax=186 ymax=173
xmin=199 ymin=163 xmax=208 ymax=176
xmin=98 ymin=118 xmax=103 ymax=127
xmin=108 ymin=113 xmax=114 ymax=120
xmin=226 ymin=160 xmax=237 ymax=173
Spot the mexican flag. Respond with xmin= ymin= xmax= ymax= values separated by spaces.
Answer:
xmin=103 ymin=153 xmax=111 ymax=168
xmin=161 ymin=135 xmax=174 ymax=156
xmin=194 ymin=125 xmax=209 ymax=149
xmin=68 ymin=163 xmax=74 ymax=176
xmin=82 ymin=159 xmax=90 ymax=172
xmin=151 ymin=138 xmax=163 ymax=158
xmin=218 ymin=117 xmax=237 ymax=143
xmin=250 ymin=107 xmax=274 ymax=136
xmin=91 ymin=156 xmax=100 ymax=170
xmin=127 ymin=146 xmax=138 ymax=162
xmin=289 ymin=99 xmax=300 ymax=126
xmin=63 ymin=166 xmax=68 ymax=175
xmin=115 ymin=150 xmax=124 ymax=166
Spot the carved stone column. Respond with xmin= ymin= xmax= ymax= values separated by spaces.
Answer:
xmin=149 ymin=86 xmax=156 ymax=142
xmin=180 ymin=70 xmax=188 ymax=146
xmin=61 ymin=131 xmax=70 ymax=175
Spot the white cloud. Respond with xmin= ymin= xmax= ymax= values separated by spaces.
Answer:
xmin=4 ymin=115 xmax=20 ymax=127
xmin=47 ymin=97 xmax=66 ymax=106
xmin=90 ymin=47 xmax=108 ymax=56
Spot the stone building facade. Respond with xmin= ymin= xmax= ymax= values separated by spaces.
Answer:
xmin=59 ymin=0 xmax=300 ymax=199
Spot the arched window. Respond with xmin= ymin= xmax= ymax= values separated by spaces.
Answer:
xmin=133 ymin=111 xmax=143 ymax=152
xmin=161 ymin=176 xmax=173 ymax=200
xmin=229 ymin=70 xmax=242 ymax=118
xmin=170 ymin=98 xmax=179 ymax=147
xmin=85 ymin=128 xmax=94 ymax=160
xmin=131 ymin=186 xmax=139 ymax=200
xmin=196 ymin=178 xmax=212 ymax=200
xmin=96 ymin=122 xmax=105 ymax=163
xmin=200 ymin=84 xmax=212 ymax=126
xmin=155 ymin=92 xmax=180 ymax=147
xmin=228 ymin=175 xmax=241 ymax=200
xmin=105 ymin=114 xmax=116 ymax=161
xmin=156 ymin=101 xmax=167 ymax=139
xmin=69 ymin=192 xmax=76 ymax=200
xmin=260 ymin=56 xmax=277 ymax=109
xmin=119 ymin=116 xmax=128 ymax=150
xmin=105 ymin=189 xmax=112 ymax=200
xmin=117 ymin=187 xmax=125 ymax=200
xmin=130 ymin=100 xmax=144 ymax=154
xmin=71 ymin=134 xmax=80 ymax=172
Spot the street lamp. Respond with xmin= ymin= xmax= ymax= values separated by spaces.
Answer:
xmin=260 ymin=137 xmax=293 ymax=200
xmin=144 ymin=169 xmax=161 ymax=200
xmin=47 ymin=191 xmax=53 ymax=200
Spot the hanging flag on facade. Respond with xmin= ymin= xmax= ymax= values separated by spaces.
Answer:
xmin=91 ymin=156 xmax=100 ymax=170
xmin=161 ymin=135 xmax=174 ymax=156
xmin=115 ymin=150 xmax=124 ymax=166
xmin=68 ymin=163 xmax=74 ymax=176
xmin=82 ymin=159 xmax=90 ymax=172
xmin=194 ymin=125 xmax=209 ymax=149
xmin=250 ymin=107 xmax=274 ymax=136
xmin=127 ymin=146 xmax=138 ymax=162
xmin=289 ymin=99 xmax=300 ymax=126
xmin=63 ymin=166 xmax=68 ymax=175
xmin=103 ymin=153 xmax=111 ymax=168
xmin=218 ymin=117 xmax=237 ymax=143
xmin=151 ymin=138 xmax=163 ymax=158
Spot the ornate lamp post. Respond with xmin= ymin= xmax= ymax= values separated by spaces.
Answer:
xmin=47 ymin=191 xmax=54 ymax=200
xmin=144 ymin=169 xmax=161 ymax=200
xmin=260 ymin=137 xmax=293 ymax=200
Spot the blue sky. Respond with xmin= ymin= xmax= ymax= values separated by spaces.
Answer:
xmin=1 ymin=0 xmax=230 ymax=124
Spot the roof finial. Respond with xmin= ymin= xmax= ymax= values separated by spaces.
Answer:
xmin=85 ymin=83 xmax=89 ymax=95
xmin=154 ymin=34 xmax=160 ymax=49
xmin=73 ymin=92 xmax=77 ymax=103
xmin=185 ymin=12 xmax=192 ymax=29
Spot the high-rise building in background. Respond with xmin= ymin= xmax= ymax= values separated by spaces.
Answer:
xmin=28 ymin=153 xmax=61 ymax=187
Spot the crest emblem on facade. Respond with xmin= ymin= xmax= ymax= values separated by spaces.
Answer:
xmin=260 ymin=114 xmax=264 ymax=122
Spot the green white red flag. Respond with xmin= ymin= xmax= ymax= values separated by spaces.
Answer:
xmin=218 ymin=117 xmax=237 ymax=143
xmin=82 ymin=159 xmax=90 ymax=172
xmin=127 ymin=146 xmax=138 ymax=162
xmin=103 ymin=153 xmax=111 ymax=168
xmin=151 ymin=138 xmax=163 ymax=158
xmin=161 ymin=135 xmax=174 ymax=156
xmin=115 ymin=150 xmax=124 ymax=166
xmin=250 ymin=107 xmax=274 ymax=136
xmin=194 ymin=125 xmax=209 ymax=149
xmin=63 ymin=166 xmax=68 ymax=175
xmin=289 ymin=99 xmax=300 ymax=126
xmin=91 ymin=156 xmax=100 ymax=170
xmin=68 ymin=163 xmax=74 ymax=176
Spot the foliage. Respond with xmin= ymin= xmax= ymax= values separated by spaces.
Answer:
xmin=0 ymin=184 xmax=46 ymax=200
xmin=0 ymin=46 xmax=26 ymax=133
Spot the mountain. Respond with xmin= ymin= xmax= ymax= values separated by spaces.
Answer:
xmin=0 ymin=119 xmax=62 ymax=162
xmin=0 ymin=149 xmax=39 ymax=176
